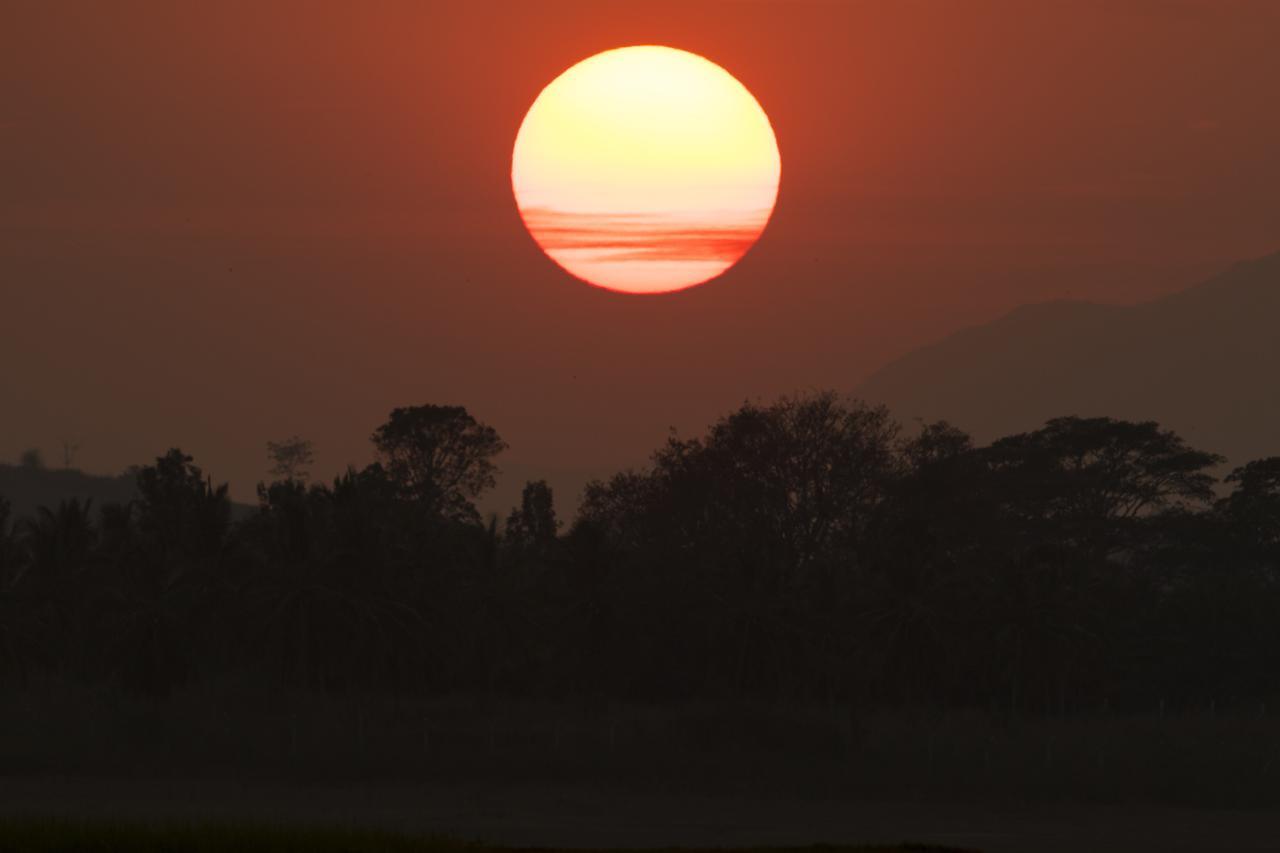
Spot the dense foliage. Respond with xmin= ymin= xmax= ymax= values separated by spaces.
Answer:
xmin=2 ymin=395 xmax=1277 ymax=714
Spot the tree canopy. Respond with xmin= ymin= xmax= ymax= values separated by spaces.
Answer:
xmin=371 ymin=405 xmax=507 ymax=524
xmin=1 ymin=395 xmax=1277 ymax=715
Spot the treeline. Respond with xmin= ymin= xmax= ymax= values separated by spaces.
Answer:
xmin=2 ymin=393 xmax=1278 ymax=714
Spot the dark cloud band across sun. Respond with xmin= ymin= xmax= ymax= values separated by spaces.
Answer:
xmin=519 ymin=207 xmax=771 ymax=266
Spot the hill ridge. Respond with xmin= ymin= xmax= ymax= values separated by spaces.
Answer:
xmin=857 ymin=248 xmax=1280 ymax=464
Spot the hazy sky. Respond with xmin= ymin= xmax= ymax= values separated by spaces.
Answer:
xmin=4 ymin=0 xmax=1280 ymax=511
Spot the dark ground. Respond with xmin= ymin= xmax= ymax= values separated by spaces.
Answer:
xmin=5 ymin=687 xmax=1280 ymax=852
xmin=2 ymin=777 xmax=1279 ymax=853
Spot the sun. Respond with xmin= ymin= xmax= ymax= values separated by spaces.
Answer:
xmin=512 ymin=46 xmax=781 ymax=295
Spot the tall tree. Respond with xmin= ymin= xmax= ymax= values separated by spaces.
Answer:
xmin=135 ymin=449 xmax=232 ymax=561
xmin=655 ymin=392 xmax=899 ymax=576
xmin=505 ymin=479 xmax=559 ymax=555
xmin=1220 ymin=457 xmax=1280 ymax=547
xmin=0 ymin=496 xmax=39 ymax=685
xmin=21 ymin=499 xmax=96 ymax=586
xmin=0 ymin=497 xmax=18 ymax=580
xmin=265 ymin=436 xmax=315 ymax=484
xmin=985 ymin=417 xmax=1223 ymax=556
xmin=371 ymin=405 xmax=506 ymax=524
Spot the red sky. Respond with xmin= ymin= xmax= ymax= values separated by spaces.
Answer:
xmin=4 ymin=0 xmax=1280 ymax=511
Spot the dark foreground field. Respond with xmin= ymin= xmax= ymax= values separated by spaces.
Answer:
xmin=3 ymin=778 xmax=1280 ymax=853
xmin=0 ymin=819 xmax=960 ymax=853
xmin=5 ymin=689 xmax=1280 ymax=852
xmin=0 ymin=823 xmax=968 ymax=853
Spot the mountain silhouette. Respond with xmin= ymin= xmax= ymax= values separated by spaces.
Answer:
xmin=0 ymin=463 xmax=256 ymax=524
xmin=858 ymin=249 xmax=1280 ymax=466
xmin=0 ymin=464 xmax=138 ymax=524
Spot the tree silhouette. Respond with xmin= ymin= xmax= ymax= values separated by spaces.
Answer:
xmin=240 ymin=470 xmax=428 ymax=692
xmin=505 ymin=479 xmax=559 ymax=557
xmin=21 ymin=499 xmax=96 ymax=590
xmin=3 ymin=397 xmax=1280 ymax=716
xmin=266 ymin=436 xmax=315 ymax=484
xmin=0 ymin=496 xmax=40 ymax=684
xmin=0 ymin=497 xmax=20 ymax=580
xmin=106 ymin=450 xmax=233 ymax=697
xmin=1220 ymin=457 xmax=1280 ymax=552
xmin=134 ymin=449 xmax=229 ymax=557
xmin=985 ymin=417 xmax=1224 ymax=558
xmin=371 ymin=405 xmax=506 ymax=525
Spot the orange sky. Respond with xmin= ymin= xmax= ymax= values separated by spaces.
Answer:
xmin=4 ymin=0 xmax=1280 ymax=511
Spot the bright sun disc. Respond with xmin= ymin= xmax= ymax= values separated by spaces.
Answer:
xmin=512 ymin=46 xmax=781 ymax=295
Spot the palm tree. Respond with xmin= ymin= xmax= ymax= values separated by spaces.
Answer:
xmin=13 ymin=500 xmax=98 ymax=676
xmin=21 ymin=499 xmax=96 ymax=587
xmin=0 ymin=497 xmax=39 ymax=685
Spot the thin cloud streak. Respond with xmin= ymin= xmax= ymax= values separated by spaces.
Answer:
xmin=521 ymin=207 xmax=771 ymax=265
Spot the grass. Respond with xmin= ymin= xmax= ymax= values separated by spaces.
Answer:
xmin=5 ymin=678 xmax=1280 ymax=807
xmin=0 ymin=819 xmax=972 ymax=853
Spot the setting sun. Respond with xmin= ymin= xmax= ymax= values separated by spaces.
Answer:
xmin=512 ymin=46 xmax=781 ymax=294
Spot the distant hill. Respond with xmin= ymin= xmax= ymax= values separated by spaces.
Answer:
xmin=0 ymin=464 xmax=138 ymax=524
xmin=0 ymin=459 xmax=587 ymax=530
xmin=0 ymin=464 xmax=257 ymax=526
xmin=858 ymin=249 xmax=1280 ymax=467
